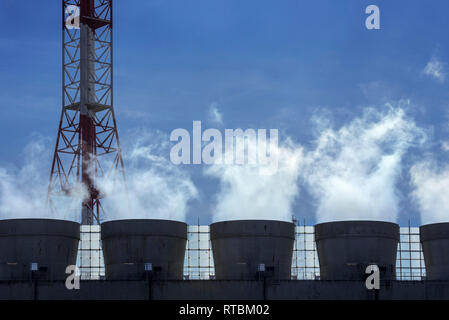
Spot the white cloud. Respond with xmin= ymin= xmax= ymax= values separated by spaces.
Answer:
xmin=0 ymin=136 xmax=86 ymax=221
xmin=208 ymin=102 xmax=223 ymax=125
xmin=423 ymin=57 xmax=447 ymax=83
xmin=0 ymin=129 xmax=198 ymax=223
xmin=205 ymin=137 xmax=303 ymax=223
xmin=99 ymin=131 xmax=198 ymax=222
xmin=302 ymin=106 xmax=425 ymax=223
xmin=0 ymin=130 xmax=198 ymax=223
xmin=410 ymin=161 xmax=449 ymax=225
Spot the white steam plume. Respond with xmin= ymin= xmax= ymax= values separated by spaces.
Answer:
xmin=205 ymin=137 xmax=303 ymax=223
xmin=302 ymin=106 xmax=425 ymax=223
xmin=98 ymin=130 xmax=198 ymax=222
xmin=410 ymin=161 xmax=449 ymax=225
xmin=0 ymin=137 xmax=86 ymax=221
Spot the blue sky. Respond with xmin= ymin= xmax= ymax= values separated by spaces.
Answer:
xmin=0 ymin=1 xmax=448 ymax=226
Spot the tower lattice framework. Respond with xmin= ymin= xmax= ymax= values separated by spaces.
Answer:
xmin=48 ymin=0 xmax=125 ymax=225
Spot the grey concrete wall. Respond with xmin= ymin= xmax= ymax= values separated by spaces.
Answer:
xmin=101 ymin=219 xmax=187 ymax=280
xmin=210 ymin=220 xmax=295 ymax=280
xmin=2 ymin=280 xmax=449 ymax=300
xmin=315 ymin=221 xmax=399 ymax=281
xmin=0 ymin=219 xmax=80 ymax=281
xmin=420 ymin=223 xmax=449 ymax=280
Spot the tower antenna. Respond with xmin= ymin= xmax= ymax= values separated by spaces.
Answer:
xmin=48 ymin=0 xmax=125 ymax=225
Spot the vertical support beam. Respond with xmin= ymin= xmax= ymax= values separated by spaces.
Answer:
xmin=79 ymin=5 xmax=96 ymax=224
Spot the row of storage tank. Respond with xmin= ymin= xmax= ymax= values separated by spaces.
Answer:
xmin=0 ymin=219 xmax=449 ymax=281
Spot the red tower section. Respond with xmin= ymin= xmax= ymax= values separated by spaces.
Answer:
xmin=48 ymin=0 xmax=125 ymax=225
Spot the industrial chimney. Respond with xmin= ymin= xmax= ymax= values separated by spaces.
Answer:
xmin=210 ymin=220 xmax=295 ymax=280
xmin=0 ymin=219 xmax=80 ymax=281
xmin=420 ymin=222 xmax=449 ymax=280
xmin=314 ymin=221 xmax=399 ymax=281
xmin=101 ymin=219 xmax=187 ymax=280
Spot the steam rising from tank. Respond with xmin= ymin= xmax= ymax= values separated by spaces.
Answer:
xmin=0 ymin=137 xmax=86 ymax=221
xmin=204 ymin=106 xmax=425 ymax=224
xmin=205 ymin=137 xmax=303 ymax=223
xmin=302 ymin=106 xmax=425 ymax=223
xmin=0 ymin=132 xmax=197 ymax=223
xmin=98 ymin=131 xmax=198 ymax=222
xmin=411 ymin=162 xmax=449 ymax=225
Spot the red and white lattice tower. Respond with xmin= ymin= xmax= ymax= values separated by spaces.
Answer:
xmin=48 ymin=0 xmax=125 ymax=225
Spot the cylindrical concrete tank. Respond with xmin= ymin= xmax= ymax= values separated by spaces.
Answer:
xmin=315 ymin=221 xmax=399 ymax=281
xmin=0 ymin=219 xmax=80 ymax=281
xmin=210 ymin=220 xmax=295 ymax=280
xmin=420 ymin=223 xmax=449 ymax=280
xmin=101 ymin=219 xmax=187 ymax=280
